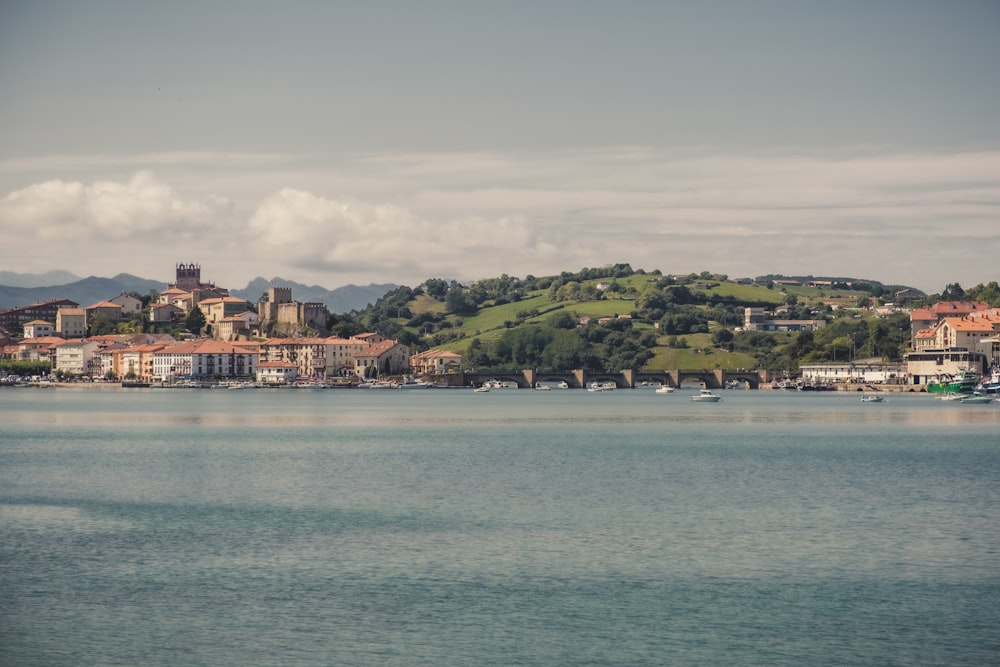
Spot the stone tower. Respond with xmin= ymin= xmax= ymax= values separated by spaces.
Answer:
xmin=175 ymin=263 xmax=201 ymax=291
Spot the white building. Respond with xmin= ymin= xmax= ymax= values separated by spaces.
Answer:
xmin=152 ymin=339 xmax=258 ymax=380
xmin=256 ymin=361 xmax=299 ymax=385
xmin=53 ymin=339 xmax=101 ymax=376
xmin=23 ymin=320 xmax=53 ymax=338
xmin=800 ymin=360 xmax=907 ymax=385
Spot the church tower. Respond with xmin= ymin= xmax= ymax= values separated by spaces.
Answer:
xmin=175 ymin=263 xmax=201 ymax=291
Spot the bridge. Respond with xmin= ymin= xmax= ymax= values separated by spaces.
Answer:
xmin=428 ymin=369 xmax=775 ymax=389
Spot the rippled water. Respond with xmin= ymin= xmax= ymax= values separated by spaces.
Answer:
xmin=2 ymin=387 xmax=999 ymax=665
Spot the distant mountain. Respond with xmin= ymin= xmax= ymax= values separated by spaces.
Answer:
xmin=0 ymin=270 xmax=82 ymax=288
xmin=0 ymin=274 xmax=166 ymax=310
xmin=232 ymin=277 xmax=398 ymax=313
xmin=0 ymin=271 xmax=397 ymax=313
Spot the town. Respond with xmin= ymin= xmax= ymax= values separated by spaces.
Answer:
xmin=1 ymin=263 xmax=998 ymax=394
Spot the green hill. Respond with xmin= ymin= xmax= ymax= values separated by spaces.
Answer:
xmin=359 ymin=267 xmax=922 ymax=372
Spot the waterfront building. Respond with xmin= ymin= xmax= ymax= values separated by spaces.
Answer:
xmin=800 ymin=361 xmax=906 ymax=386
xmin=256 ymin=361 xmax=299 ymax=385
xmin=259 ymin=337 xmax=329 ymax=379
xmin=354 ymin=339 xmax=410 ymax=378
xmin=151 ymin=339 xmax=257 ymax=381
xmin=53 ymin=339 xmax=101 ymax=376
xmin=410 ymin=349 xmax=463 ymax=375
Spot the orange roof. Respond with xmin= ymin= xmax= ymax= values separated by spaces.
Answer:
xmin=157 ymin=339 xmax=245 ymax=355
xmin=943 ymin=317 xmax=996 ymax=333
xmin=86 ymin=301 xmax=123 ymax=310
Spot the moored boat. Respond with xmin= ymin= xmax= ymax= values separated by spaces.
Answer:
xmin=690 ymin=389 xmax=722 ymax=402
xmin=927 ymin=370 xmax=979 ymax=394
xmin=958 ymin=393 xmax=994 ymax=404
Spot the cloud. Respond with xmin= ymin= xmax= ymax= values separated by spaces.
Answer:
xmin=1 ymin=148 xmax=998 ymax=291
xmin=247 ymin=188 xmax=546 ymax=277
xmin=0 ymin=171 xmax=235 ymax=242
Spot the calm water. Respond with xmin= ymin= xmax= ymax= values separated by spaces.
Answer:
xmin=2 ymin=387 xmax=999 ymax=666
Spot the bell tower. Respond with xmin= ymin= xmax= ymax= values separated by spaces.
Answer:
xmin=175 ymin=263 xmax=201 ymax=291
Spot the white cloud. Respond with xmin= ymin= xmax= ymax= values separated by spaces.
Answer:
xmin=1 ymin=148 xmax=998 ymax=292
xmin=0 ymin=171 xmax=235 ymax=242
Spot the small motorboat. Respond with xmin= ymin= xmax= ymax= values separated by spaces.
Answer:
xmin=690 ymin=389 xmax=722 ymax=402
xmin=655 ymin=384 xmax=676 ymax=394
xmin=860 ymin=395 xmax=883 ymax=403
xmin=959 ymin=393 xmax=993 ymax=404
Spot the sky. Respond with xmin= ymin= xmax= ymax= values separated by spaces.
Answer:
xmin=1 ymin=1 xmax=998 ymax=294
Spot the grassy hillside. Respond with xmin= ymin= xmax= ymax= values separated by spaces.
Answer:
xmin=365 ymin=269 xmax=909 ymax=371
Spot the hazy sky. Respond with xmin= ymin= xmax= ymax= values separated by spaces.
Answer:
xmin=2 ymin=1 xmax=998 ymax=293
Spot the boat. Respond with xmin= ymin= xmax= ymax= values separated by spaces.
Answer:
xmin=587 ymin=381 xmax=616 ymax=392
xmin=927 ymin=370 xmax=980 ymax=394
xmin=939 ymin=392 xmax=971 ymax=401
xmin=690 ymin=389 xmax=722 ymax=402
xmin=397 ymin=377 xmax=432 ymax=389
xmin=655 ymin=384 xmax=676 ymax=394
xmin=473 ymin=384 xmax=490 ymax=393
xmin=557 ymin=381 xmax=570 ymax=389
xmin=959 ymin=393 xmax=994 ymax=404
xmin=975 ymin=366 xmax=1000 ymax=394
xmin=859 ymin=394 xmax=883 ymax=403
xmin=534 ymin=383 xmax=552 ymax=391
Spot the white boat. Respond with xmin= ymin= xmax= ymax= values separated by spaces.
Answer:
xmin=939 ymin=392 xmax=970 ymax=401
xmin=959 ymin=393 xmax=993 ymax=404
xmin=557 ymin=381 xmax=570 ymax=389
xmin=534 ymin=383 xmax=552 ymax=391
xmin=397 ymin=377 xmax=432 ymax=389
xmin=587 ymin=381 xmax=616 ymax=392
xmin=655 ymin=384 xmax=676 ymax=394
xmin=473 ymin=384 xmax=490 ymax=392
xmin=690 ymin=389 xmax=722 ymax=402
xmin=860 ymin=394 xmax=883 ymax=403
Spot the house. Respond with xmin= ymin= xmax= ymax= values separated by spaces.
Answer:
xmin=215 ymin=313 xmax=258 ymax=341
xmin=53 ymin=339 xmax=101 ymax=376
xmin=56 ymin=307 xmax=87 ymax=338
xmin=409 ymin=349 xmax=463 ymax=375
xmin=321 ymin=336 xmax=370 ymax=377
xmin=150 ymin=303 xmax=185 ymax=324
xmin=0 ymin=299 xmax=79 ymax=334
xmin=912 ymin=311 xmax=1000 ymax=352
xmin=198 ymin=296 xmax=253 ymax=324
xmin=256 ymin=361 xmax=299 ymax=385
xmin=85 ymin=300 xmax=124 ymax=322
xmin=354 ymin=339 xmax=410 ymax=378
xmin=109 ymin=292 xmax=143 ymax=317
xmin=23 ymin=320 xmax=53 ymax=338
xmin=13 ymin=336 xmax=65 ymax=362
xmin=743 ymin=307 xmax=825 ymax=332
xmin=116 ymin=344 xmax=169 ymax=381
xmin=909 ymin=301 xmax=992 ymax=344
xmin=259 ymin=337 xmax=329 ymax=379
xmin=151 ymin=339 xmax=258 ymax=380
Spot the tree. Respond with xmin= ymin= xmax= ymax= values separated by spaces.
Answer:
xmin=941 ymin=283 xmax=965 ymax=300
xmin=185 ymin=306 xmax=206 ymax=334
xmin=88 ymin=314 xmax=117 ymax=336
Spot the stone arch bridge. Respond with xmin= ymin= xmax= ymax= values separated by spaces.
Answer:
xmin=433 ymin=369 xmax=775 ymax=389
